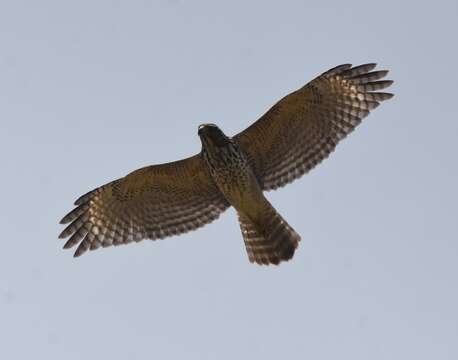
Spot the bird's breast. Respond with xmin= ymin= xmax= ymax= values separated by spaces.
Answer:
xmin=203 ymin=144 xmax=262 ymax=208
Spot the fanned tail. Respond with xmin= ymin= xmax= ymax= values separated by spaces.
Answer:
xmin=238 ymin=202 xmax=300 ymax=265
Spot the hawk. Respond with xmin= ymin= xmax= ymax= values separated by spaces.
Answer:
xmin=59 ymin=63 xmax=393 ymax=265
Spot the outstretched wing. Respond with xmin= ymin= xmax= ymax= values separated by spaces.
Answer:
xmin=59 ymin=154 xmax=229 ymax=257
xmin=234 ymin=63 xmax=394 ymax=190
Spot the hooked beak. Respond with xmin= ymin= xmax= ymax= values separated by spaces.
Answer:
xmin=198 ymin=124 xmax=206 ymax=136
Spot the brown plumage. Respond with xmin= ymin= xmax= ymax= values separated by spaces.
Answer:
xmin=59 ymin=63 xmax=393 ymax=265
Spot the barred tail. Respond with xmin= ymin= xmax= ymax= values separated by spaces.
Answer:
xmin=238 ymin=202 xmax=300 ymax=265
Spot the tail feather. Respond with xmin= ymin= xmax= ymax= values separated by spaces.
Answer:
xmin=238 ymin=203 xmax=300 ymax=265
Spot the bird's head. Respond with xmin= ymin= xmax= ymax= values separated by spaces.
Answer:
xmin=198 ymin=123 xmax=230 ymax=149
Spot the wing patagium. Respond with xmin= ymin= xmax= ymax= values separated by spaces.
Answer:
xmin=234 ymin=63 xmax=393 ymax=190
xmin=59 ymin=155 xmax=229 ymax=257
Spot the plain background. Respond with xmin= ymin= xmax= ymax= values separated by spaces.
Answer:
xmin=1 ymin=1 xmax=457 ymax=359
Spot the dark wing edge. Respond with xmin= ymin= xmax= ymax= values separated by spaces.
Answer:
xmin=58 ymin=154 xmax=229 ymax=257
xmin=234 ymin=63 xmax=394 ymax=191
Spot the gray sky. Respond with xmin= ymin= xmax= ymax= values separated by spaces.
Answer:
xmin=1 ymin=1 xmax=457 ymax=359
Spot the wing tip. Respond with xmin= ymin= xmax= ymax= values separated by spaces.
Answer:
xmin=62 ymin=240 xmax=73 ymax=250
xmin=381 ymin=92 xmax=395 ymax=100
xmin=323 ymin=63 xmax=352 ymax=76
xmin=383 ymin=79 xmax=394 ymax=87
xmin=74 ymin=189 xmax=96 ymax=206
xmin=73 ymin=246 xmax=86 ymax=258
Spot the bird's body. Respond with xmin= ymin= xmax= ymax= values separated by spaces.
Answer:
xmin=200 ymin=125 xmax=259 ymax=213
xmin=199 ymin=124 xmax=300 ymax=264
xmin=59 ymin=63 xmax=394 ymax=265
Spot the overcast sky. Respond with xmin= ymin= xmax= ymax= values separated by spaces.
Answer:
xmin=1 ymin=1 xmax=457 ymax=359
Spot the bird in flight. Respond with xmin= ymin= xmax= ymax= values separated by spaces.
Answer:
xmin=59 ymin=63 xmax=393 ymax=265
